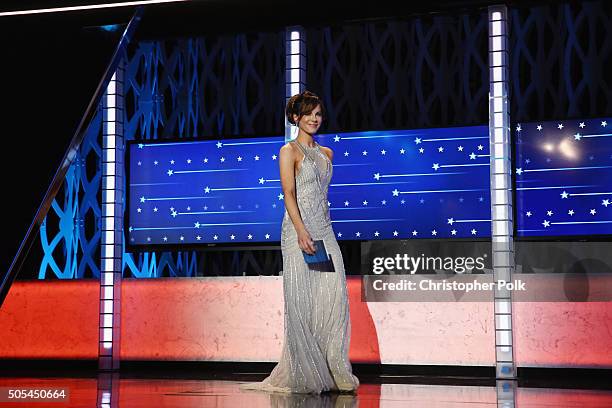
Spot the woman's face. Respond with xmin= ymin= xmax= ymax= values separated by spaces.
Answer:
xmin=294 ymin=104 xmax=323 ymax=135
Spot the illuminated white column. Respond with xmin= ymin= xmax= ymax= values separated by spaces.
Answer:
xmin=99 ymin=62 xmax=124 ymax=372
xmin=285 ymin=26 xmax=306 ymax=142
xmin=488 ymin=5 xmax=516 ymax=379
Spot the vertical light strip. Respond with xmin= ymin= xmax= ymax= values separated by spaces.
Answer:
xmin=488 ymin=5 xmax=516 ymax=379
xmin=285 ymin=26 xmax=306 ymax=142
xmin=99 ymin=61 xmax=124 ymax=375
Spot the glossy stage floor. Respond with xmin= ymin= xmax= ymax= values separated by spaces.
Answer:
xmin=0 ymin=362 xmax=611 ymax=407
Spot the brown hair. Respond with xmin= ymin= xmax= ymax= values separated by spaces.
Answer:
xmin=285 ymin=90 xmax=325 ymax=125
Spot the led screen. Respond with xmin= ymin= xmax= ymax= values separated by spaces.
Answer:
xmin=127 ymin=126 xmax=491 ymax=247
xmin=515 ymin=117 xmax=612 ymax=237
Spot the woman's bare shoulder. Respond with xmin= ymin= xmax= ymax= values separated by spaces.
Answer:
xmin=318 ymin=144 xmax=333 ymax=161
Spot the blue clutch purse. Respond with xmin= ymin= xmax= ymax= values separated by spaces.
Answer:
xmin=302 ymin=240 xmax=332 ymax=266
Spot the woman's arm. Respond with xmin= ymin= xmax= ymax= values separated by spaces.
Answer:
xmin=279 ymin=143 xmax=316 ymax=254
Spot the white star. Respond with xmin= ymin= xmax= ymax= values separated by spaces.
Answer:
xmin=419 ymin=198 xmax=425 ymax=204
xmin=526 ymin=211 xmax=532 ymax=217
xmin=278 ymin=193 xmax=284 ymax=200
xmin=220 ymin=157 xmax=225 ymax=162
xmin=470 ymin=152 xmax=477 ymax=160
xmin=344 ymin=151 xmax=349 ymax=156
xmin=392 ymin=189 xmax=399 ymax=196
xmin=337 ymin=232 xmax=342 ymax=238
xmin=362 ymin=150 xmax=368 ymax=156
xmin=194 ymin=222 xmax=200 ymax=228
xmin=203 ymin=205 xmax=208 ymax=210
xmin=196 ymin=236 xmax=202 ymax=241
xmin=137 ymin=208 xmax=142 ymax=213
xmin=344 ymin=200 xmax=349 ymax=206
xmin=154 ymin=160 xmax=159 ymax=165
xmin=412 ymin=230 xmax=418 ymax=236
xmin=220 ymin=205 xmax=224 ymax=210
xmin=147 ymin=237 xmax=151 ymax=242
xmin=469 ymin=229 xmax=477 ymax=235
xmin=447 ymin=218 xmax=454 ymax=225
xmin=374 ymin=173 xmax=381 ymax=180
xmin=374 ymin=231 xmax=380 ymax=237
xmin=457 ymin=145 xmax=464 ymax=151
xmin=478 ymin=197 xmax=484 ymax=202
xmin=432 ymin=163 xmax=440 ymax=171
xmin=265 ymin=234 xmax=270 ymax=239
xmin=237 ymin=156 xmax=242 ymax=162
xmin=334 ymin=135 xmax=340 ymax=142
xmin=203 ymin=157 xmax=208 ymax=163
xmin=153 ymin=207 xmax=158 ymax=212
xmin=525 ymin=158 xmax=531 ymax=164
xmin=204 ymin=186 xmax=210 ymax=193
xmin=171 ymin=211 xmax=177 ymax=218
xmin=603 ymin=199 xmax=610 ymax=207
xmin=381 ymin=149 xmax=386 ymax=155
xmin=516 ymin=124 xmax=522 ymax=132
xmin=180 ymin=236 xmax=185 ymax=241
xmin=568 ymin=209 xmax=574 ymax=216
xmin=431 ymin=230 xmax=437 ymax=236
xmin=170 ymin=159 xmax=175 ymax=164
xmin=216 ymin=141 xmax=222 ymax=148
xmin=536 ymin=125 xmax=542 ymax=131
xmin=167 ymin=169 xmax=173 ymax=176
xmin=561 ymin=191 xmax=569 ymax=199
xmin=574 ymin=133 xmax=582 ymax=140
xmin=138 ymin=143 xmax=144 ymax=149
xmin=419 ymin=148 xmax=424 ymax=153
xmin=381 ymin=200 xmax=387 ymax=205
xmin=213 ymin=235 xmax=218 ymax=240
xmin=137 ymin=161 xmax=142 ymax=166
xmin=547 ymin=210 xmax=553 ymax=216
xmin=248 ymin=234 xmax=253 ymax=240
xmin=400 ymin=148 xmax=405 ymax=154
xmin=254 ymin=155 xmax=260 ymax=160
xmin=438 ymin=146 xmax=444 ymax=152
xmin=451 ymin=229 xmax=457 ymax=235
xmin=140 ymin=196 xmax=146 ymax=203
xmin=163 ymin=236 xmax=168 ymax=242
xmin=516 ymin=168 xmax=523 ymax=175
xmin=557 ymin=123 xmax=564 ymax=129
xmin=401 ymin=199 xmax=405 ymax=204
xmin=187 ymin=159 xmax=192 ymax=164
xmin=415 ymin=137 xmax=422 ymax=144
xmin=259 ymin=177 xmax=265 ymax=184
xmin=230 ymin=234 xmax=235 ymax=240
xmin=590 ymin=209 xmax=597 ymax=215
xmin=393 ymin=230 xmax=398 ymax=237
xmin=272 ymin=204 xmax=277 ymax=208
xmin=363 ymin=200 xmax=368 ymax=206
xmin=272 ymin=154 xmax=277 ymax=160
xmin=542 ymin=220 xmax=550 ymax=227
xmin=355 ymin=232 xmax=361 ymax=237
xmin=602 ymin=121 xmax=608 ymax=127
xmin=579 ymin=122 xmax=585 ymax=128
xmin=328 ymin=201 xmax=331 ymax=207
xmin=129 ymin=226 xmax=133 ymax=232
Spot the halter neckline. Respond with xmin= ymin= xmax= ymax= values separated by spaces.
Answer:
xmin=295 ymin=140 xmax=318 ymax=149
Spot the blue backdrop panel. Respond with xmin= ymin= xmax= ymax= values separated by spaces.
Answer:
xmin=515 ymin=117 xmax=612 ymax=237
xmin=127 ymin=125 xmax=491 ymax=246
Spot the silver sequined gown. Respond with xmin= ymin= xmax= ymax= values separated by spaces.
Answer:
xmin=240 ymin=140 xmax=359 ymax=394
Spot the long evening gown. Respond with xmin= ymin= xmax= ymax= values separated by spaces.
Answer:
xmin=240 ymin=140 xmax=359 ymax=394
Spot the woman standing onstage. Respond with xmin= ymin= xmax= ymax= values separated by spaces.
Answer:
xmin=240 ymin=91 xmax=359 ymax=394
